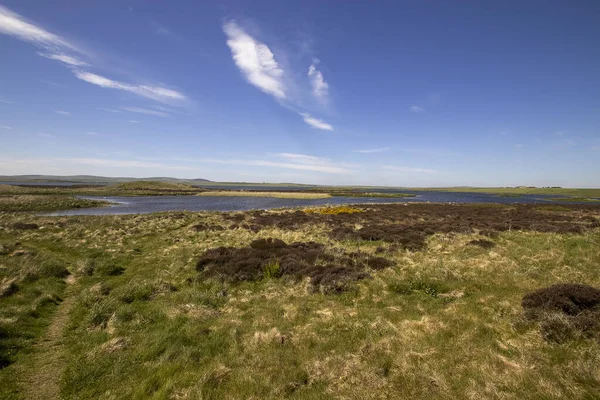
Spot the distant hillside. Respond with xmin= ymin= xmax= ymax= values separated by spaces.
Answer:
xmin=0 ymin=175 xmax=212 ymax=185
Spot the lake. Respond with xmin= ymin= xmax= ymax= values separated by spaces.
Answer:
xmin=43 ymin=191 xmax=580 ymax=216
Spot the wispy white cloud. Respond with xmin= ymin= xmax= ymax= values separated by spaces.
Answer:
xmin=1 ymin=6 xmax=189 ymax=106
xmin=353 ymin=147 xmax=390 ymax=154
xmin=41 ymin=80 xmax=66 ymax=88
xmin=299 ymin=113 xmax=334 ymax=131
xmin=307 ymin=58 xmax=329 ymax=102
xmin=382 ymin=165 xmax=439 ymax=174
xmin=0 ymin=5 xmax=78 ymax=52
xmin=85 ymin=131 xmax=97 ymax=136
xmin=61 ymin=158 xmax=194 ymax=170
xmin=54 ymin=110 xmax=70 ymax=115
xmin=148 ymin=18 xmax=179 ymax=40
xmin=155 ymin=24 xmax=172 ymax=36
xmin=410 ymin=105 xmax=424 ymax=112
xmin=38 ymin=52 xmax=89 ymax=66
xmin=0 ymin=125 xmax=12 ymax=130
xmin=223 ymin=21 xmax=286 ymax=100
xmin=97 ymin=107 xmax=120 ymax=113
xmin=73 ymin=71 xmax=186 ymax=103
xmin=37 ymin=132 xmax=55 ymax=138
xmin=170 ymin=153 xmax=355 ymax=174
xmin=0 ymin=155 xmax=354 ymax=176
xmin=0 ymin=99 xmax=12 ymax=104
xmin=128 ymin=120 xmax=140 ymax=124
xmin=276 ymin=153 xmax=328 ymax=165
xmin=202 ymin=158 xmax=352 ymax=174
xmin=121 ymin=107 xmax=170 ymax=117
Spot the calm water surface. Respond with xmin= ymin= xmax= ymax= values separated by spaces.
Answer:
xmin=44 ymin=191 xmax=582 ymax=216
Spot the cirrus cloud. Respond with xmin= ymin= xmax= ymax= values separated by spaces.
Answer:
xmin=0 ymin=5 xmax=78 ymax=51
xmin=382 ymin=165 xmax=439 ymax=174
xmin=73 ymin=71 xmax=186 ymax=103
xmin=353 ymin=147 xmax=391 ymax=154
xmin=121 ymin=107 xmax=170 ymax=117
xmin=299 ymin=113 xmax=334 ymax=131
xmin=223 ymin=21 xmax=286 ymax=100
xmin=308 ymin=58 xmax=329 ymax=102
xmin=38 ymin=52 xmax=89 ymax=66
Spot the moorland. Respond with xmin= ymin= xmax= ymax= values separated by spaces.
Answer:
xmin=1 ymin=182 xmax=600 ymax=399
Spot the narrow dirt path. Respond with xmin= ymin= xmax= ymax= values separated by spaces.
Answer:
xmin=22 ymin=277 xmax=77 ymax=400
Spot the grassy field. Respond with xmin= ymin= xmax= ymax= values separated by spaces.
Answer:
xmin=196 ymin=191 xmax=331 ymax=199
xmin=548 ymin=197 xmax=600 ymax=203
xmin=1 ymin=201 xmax=600 ymax=399
xmin=408 ymin=186 xmax=600 ymax=199
xmin=0 ymin=185 xmax=109 ymax=212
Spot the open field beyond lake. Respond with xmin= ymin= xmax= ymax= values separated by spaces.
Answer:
xmin=2 ymin=195 xmax=600 ymax=399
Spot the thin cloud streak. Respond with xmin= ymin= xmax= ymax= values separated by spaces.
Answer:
xmin=0 ymin=5 xmax=78 ymax=51
xmin=122 ymin=107 xmax=170 ymax=117
xmin=38 ymin=52 xmax=89 ymax=66
xmin=0 ymin=125 xmax=12 ymax=129
xmin=0 ymin=156 xmax=354 ymax=175
xmin=54 ymin=110 xmax=70 ymax=115
xmin=1 ymin=5 xmax=188 ymax=106
xmin=300 ymin=113 xmax=334 ymax=131
xmin=353 ymin=147 xmax=391 ymax=153
xmin=201 ymin=158 xmax=352 ymax=174
xmin=276 ymin=153 xmax=328 ymax=165
xmin=60 ymin=158 xmax=194 ymax=170
xmin=410 ymin=105 xmax=424 ymax=112
xmin=382 ymin=165 xmax=439 ymax=174
xmin=74 ymin=71 xmax=186 ymax=103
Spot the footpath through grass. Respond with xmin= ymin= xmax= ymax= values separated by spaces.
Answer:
xmin=1 ymin=203 xmax=600 ymax=399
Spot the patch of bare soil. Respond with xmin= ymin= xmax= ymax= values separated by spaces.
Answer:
xmin=197 ymin=238 xmax=392 ymax=293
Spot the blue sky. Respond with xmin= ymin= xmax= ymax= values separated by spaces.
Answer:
xmin=1 ymin=1 xmax=599 ymax=187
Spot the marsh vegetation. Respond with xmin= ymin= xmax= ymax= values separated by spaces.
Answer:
xmin=1 ymin=197 xmax=600 ymax=399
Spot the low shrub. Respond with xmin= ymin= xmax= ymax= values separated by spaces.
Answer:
xmin=196 ymin=238 xmax=393 ymax=293
xmin=522 ymin=283 xmax=600 ymax=343
xmin=522 ymin=283 xmax=600 ymax=316
xmin=12 ymin=222 xmax=39 ymax=230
